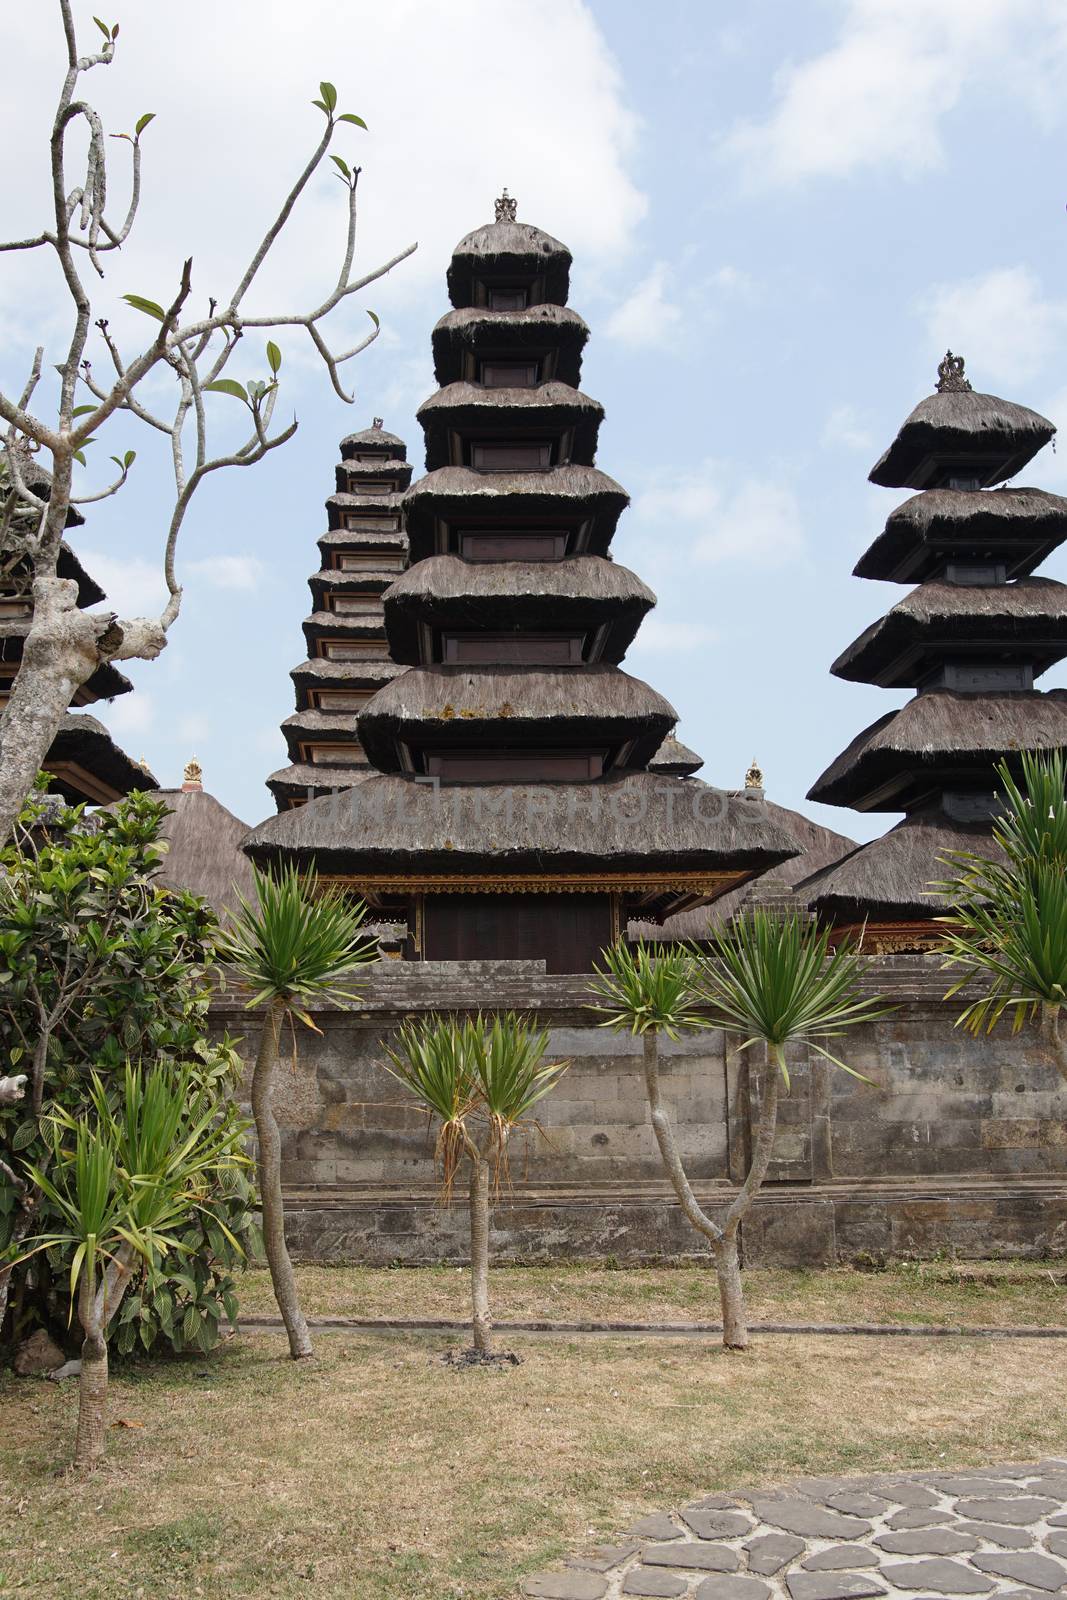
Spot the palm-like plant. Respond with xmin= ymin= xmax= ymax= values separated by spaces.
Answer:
xmin=386 ymin=1013 xmax=567 ymax=1354
xmin=939 ymin=751 xmax=1067 ymax=1081
xmin=592 ymin=921 xmax=889 ymax=1349
xmin=20 ymin=1062 xmax=248 ymax=1470
xmin=217 ymin=865 xmax=376 ymax=1359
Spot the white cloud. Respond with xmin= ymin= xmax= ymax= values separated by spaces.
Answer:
xmin=77 ymin=548 xmax=168 ymax=616
xmin=104 ymin=692 xmax=157 ymax=738
xmin=187 ymin=555 xmax=265 ymax=591
xmin=723 ymin=0 xmax=1067 ymax=187
xmin=919 ymin=267 xmax=1067 ymax=387
xmin=605 ymin=263 xmax=682 ymax=350
xmin=822 ymin=404 xmax=874 ymax=452
xmin=632 ymin=618 xmax=718 ymax=652
xmin=634 ymin=466 xmax=805 ymax=569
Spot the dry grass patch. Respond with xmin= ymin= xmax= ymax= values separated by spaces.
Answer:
xmin=3 ymin=1328 xmax=1067 ymax=1599
xmin=236 ymin=1259 xmax=1067 ymax=1327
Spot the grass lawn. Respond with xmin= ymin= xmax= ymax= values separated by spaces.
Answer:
xmin=3 ymin=1264 xmax=1067 ymax=1599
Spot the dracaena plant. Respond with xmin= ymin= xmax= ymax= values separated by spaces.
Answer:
xmin=385 ymin=1013 xmax=567 ymax=1356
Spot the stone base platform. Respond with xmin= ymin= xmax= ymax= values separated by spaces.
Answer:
xmin=283 ymin=1176 xmax=1067 ymax=1268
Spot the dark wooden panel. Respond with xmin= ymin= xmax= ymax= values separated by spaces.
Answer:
xmin=423 ymin=893 xmax=614 ymax=973
xmin=460 ymin=532 xmax=567 ymax=561
xmin=442 ymin=633 xmax=584 ymax=665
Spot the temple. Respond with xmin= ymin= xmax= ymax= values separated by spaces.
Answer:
xmin=802 ymin=353 xmax=1067 ymax=949
xmin=246 ymin=194 xmax=797 ymax=971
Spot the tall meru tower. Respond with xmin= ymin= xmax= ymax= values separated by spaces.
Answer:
xmin=248 ymin=195 xmax=795 ymax=972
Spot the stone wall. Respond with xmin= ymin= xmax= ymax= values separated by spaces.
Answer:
xmin=211 ymin=955 xmax=1067 ymax=1267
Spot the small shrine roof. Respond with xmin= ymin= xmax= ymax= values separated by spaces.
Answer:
xmin=854 ymin=486 xmax=1067 ymax=583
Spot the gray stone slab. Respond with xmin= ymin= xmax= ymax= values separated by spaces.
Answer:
xmin=936 ymin=1478 xmax=1037 ymax=1497
xmin=971 ymin=1553 xmax=1067 ymax=1591
xmin=885 ymin=1509 xmax=954 ymax=1530
xmin=752 ymin=1499 xmax=872 ymax=1540
xmin=643 ymin=1544 xmax=741 ymax=1573
xmin=879 ymin=1558 xmax=995 ymax=1594
xmin=877 ymin=1482 xmax=943 ymax=1509
xmin=786 ymin=1573 xmax=887 ymax=1600
xmin=956 ymin=1523 xmax=1035 ymax=1549
xmin=630 ymin=1515 xmax=685 ymax=1541
xmin=1050 ymin=1517 xmax=1067 ymax=1530
xmin=956 ymin=1498 xmax=1060 ymax=1526
xmin=568 ymin=1544 xmax=640 ymax=1573
xmin=1049 ymin=1535 xmax=1067 ymax=1560
xmin=802 ymin=1547 xmax=882 ymax=1571
xmin=693 ymin=1579 xmax=772 ymax=1600
xmin=689 ymin=1494 xmax=744 ymax=1511
xmin=1028 ymin=1477 xmax=1067 ymax=1501
xmin=826 ymin=1495 xmax=893 ymax=1518
xmin=622 ymin=1573 xmax=689 ymax=1599
xmin=682 ymin=1510 xmax=755 ymax=1540
xmin=745 ymin=1533 xmax=806 ymax=1575
xmin=523 ymin=1574 xmax=609 ymax=1600
xmin=873 ymin=1529 xmax=979 ymax=1556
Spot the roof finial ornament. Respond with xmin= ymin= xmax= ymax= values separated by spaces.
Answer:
xmin=182 ymin=757 xmax=203 ymax=792
xmin=936 ymin=350 xmax=972 ymax=394
xmin=494 ymin=188 xmax=517 ymax=223
xmin=372 ymin=416 xmax=383 ymax=430
xmin=745 ymin=757 xmax=764 ymax=792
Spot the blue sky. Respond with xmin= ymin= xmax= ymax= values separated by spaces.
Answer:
xmin=4 ymin=0 xmax=1067 ymax=844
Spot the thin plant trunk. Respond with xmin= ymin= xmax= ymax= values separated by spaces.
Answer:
xmin=252 ymin=999 xmax=313 ymax=1360
xmin=72 ymin=1247 xmax=132 ymax=1472
xmin=713 ymin=1234 xmax=746 ymax=1349
xmin=469 ymin=1157 xmax=491 ymax=1354
xmin=1040 ymin=1003 xmax=1067 ymax=1087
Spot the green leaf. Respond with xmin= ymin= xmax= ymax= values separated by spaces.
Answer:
xmin=124 ymin=450 xmax=136 ymax=468
xmin=330 ymin=155 xmax=351 ymax=179
xmin=72 ymin=405 xmax=96 ymax=419
xmin=11 ymin=1119 xmax=38 ymax=1152
xmin=122 ymin=294 xmax=166 ymax=322
xmin=204 ymin=379 xmax=248 ymax=402
xmin=73 ymin=451 xmax=86 ymax=468
xmin=366 ymin=310 xmax=380 ymax=329
xmin=338 ymin=113 xmax=367 ymax=129
xmin=311 ymin=99 xmax=329 ymax=114
xmin=266 ymin=341 xmax=281 ymax=376
xmin=93 ymin=16 xmax=111 ymax=41
xmin=135 ymin=113 xmax=155 ymax=136
xmin=319 ymin=81 xmax=337 ymax=113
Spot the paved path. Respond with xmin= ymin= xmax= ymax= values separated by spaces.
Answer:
xmin=520 ymin=1460 xmax=1067 ymax=1600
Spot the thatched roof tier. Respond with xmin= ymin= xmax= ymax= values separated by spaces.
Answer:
xmin=244 ymin=771 xmax=798 ymax=889
xmin=325 ymin=491 xmax=406 ymax=532
xmin=0 ymin=623 xmax=132 ymax=703
xmin=339 ymin=423 xmax=407 ymax=460
xmin=648 ymin=735 xmax=704 ymax=776
xmin=447 ymin=219 xmax=572 ymax=309
xmin=358 ymin=663 xmax=677 ymax=772
xmin=807 ymin=687 xmax=1067 ymax=811
xmin=381 ymin=554 xmax=654 ymax=665
xmin=416 ymin=382 xmax=603 ymax=471
xmin=333 ymin=458 xmax=412 ymax=495
xmin=290 ymin=657 xmax=402 ymax=692
xmin=404 ymin=464 xmax=628 ymax=562
xmin=45 ymin=712 xmax=157 ymax=805
xmin=281 ymin=708 xmax=362 ymax=756
xmin=308 ymin=568 xmax=400 ymax=608
xmin=266 ymin=762 xmax=371 ymax=808
xmin=854 ymin=487 xmax=1067 ymax=583
xmin=6 ymin=447 xmax=85 ymax=529
xmin=317 ymin=526 xmax=407 ymax=559
xmin=432 ymin=304 xmax=589 ymax=387
xmin=798 ymin=806 xmax=1001 ymax=924
xmin=148 ymin=788 xmax=256 ymax=920
xmin=630 ymin=800 xmax=856 ymax=941
xmin=831 ymin=577 xmax=1067 ymax=687
xmin=869 ymin=390 xmax=1055 ymax=490
xmin=57 ymin=543 xmax=105 ymax=607
xmin=301 ymin=610 xmax=387 ymax=649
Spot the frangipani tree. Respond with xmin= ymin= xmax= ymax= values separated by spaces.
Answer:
xmin=939 ymin=750 xmax=1067 ymax=1082
xmin=592 ymin=918 xmax=888 ymax=1349
xmin=0 ymin=2 xmax=415 ymax=839
xmin=218 ymin=866 xmax=376 ymax=1361
xmin=386 ymin=1014 xmax=567 ymax=1356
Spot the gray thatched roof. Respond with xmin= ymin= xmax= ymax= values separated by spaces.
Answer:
xmin=447 ymin=219 xmax=571 ymax=308
xmin=870 ymin=390 xmax=1055 ymax=489
xmin=404 ymin=464 xmax=628 ymax=561
xmin=630 ymin=799 xmax=856 ymax=940
xmin=308 ymin=568 xmax=399 ymax=608
xmin=326 ymin=491 xmax=406 ymax=531
xmin=291 ymin=657 xmax=403 ymax=694
xmin=808 ymin=687 xmax=1067 ymax=811
xmin=244 ymin=769 xmax=799 ymax=880
xmin=358 ymin=662 xmax=677 ymax=771
xmin=417 ymin=381 xmax=603 ymax=470
xmin=302 ymin=610 xmax=387 ymax=649
xmin=432 ymin=304 xmax=589 ymax=388
xmin=266 ymin=762 xmax=371 ymax=810
xmin=281 ymin=709 xmax=362 ymax=762
xmin=832 ymin=576 xmax=1067 ymax=687
xmin=382 ymin=553 xmax=655 ymax=664
xmin=648 ymin=734 xmax=704 ymax=776
xmin=149 ymin=788 xmax=256 ymax=921
xmin=4 ymin=446 xmax=85 ymax=529
xmin=0 ymin=624 xmax=132 ymax=703
xmin=45 ymin=713 xmax=157 ymax=804
xmin=339 ymin=423 xmax=407 ymax=460
xmin=318 ymin=526 xmax=407 ymax=556
xmin=854 ymin=486 xmax=1067 ymax=583
xmin=798 ymin=805 xmax=1002 ymax=924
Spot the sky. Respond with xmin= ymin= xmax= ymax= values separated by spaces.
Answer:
xmin=3 ymin=0 xmax=1067 ymax=845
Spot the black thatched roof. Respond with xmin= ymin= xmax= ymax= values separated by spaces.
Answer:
xmin=831 ymin=577 xmax=1067 ymax=687
xmin=404 ymin=464 xmax=628 ymax=562
xmin=266 ymin=762 xmax=371 ymax=809
xmin=56 ymin=543 xmax=105 ymax=607
xmin=281 ymin=709 xmax=362 ymax=762
xmin=0 ymin=622 xmax=132 ymax=703
xmin=854 ymin=487 xmax=1067 ymax=583
xmin=302 ymin=610 xmax=387 ymax=649
xmin=648 ymin=734 xmax=704 ymax=776
xmin=334 ymin=457 xmax=412 ymax=495
xmin=432 ymin=304 xmax=589 ymax=388
xmin=244 ymin=769 xmax=799 ymax=881
xmin=45 ymin=712 xmax=157 ymax=804
xmin=869 ymin=390 xmax=1055 ymax=490
xmin=808 ymin=687 xmax=1067 ymax=811
xmin=357 ymin=662 xmax=677 ymax=772
xmin=308 ymin=568 xmax=400 ymax=609
xmin=339 ymin=423 xmax=407 ymax=460
xmin=382 ymin=553 xmax=654 ymax=665
xmin=798 ymin=806 xmax=1002 ymax=924
xmin=417 ymin=382 xmax=603 ymax=471
xmin=447 ymin=219 xmax=572 ymax=309
xmin=630 ymin=799 xmax=856 ymax=940
xmin=290 ymin=657 xmax=402 ymax=695
xmin=325 ymin=491 xmax=406 ymax=533
xmin=150 ymin=788 xmax=256 ymax=920
xmin=318 ymin=526 xmax=407 ymax=559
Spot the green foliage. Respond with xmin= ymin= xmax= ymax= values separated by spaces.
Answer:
xmin=589 ymin=940 xmax=706 ymax=1038
xmin=0 ymin=789 xmax=257 ymax=1357
xmin=939 ymin=751 xmax=1067 ymax=1033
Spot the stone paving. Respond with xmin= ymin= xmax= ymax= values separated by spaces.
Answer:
xmin=520 ymin=1460 xmax=1067 ymax=1600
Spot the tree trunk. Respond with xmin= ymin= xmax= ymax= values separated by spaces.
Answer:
xmin=713 ymin=1232 xmax=748 ymax=1349
xmin=469 ymin=1158 xmax=491 ymax=1354
xmin=1040 ymin=1003 xmax=1067 ymax=1087
xmin=73 ymin=1274 xmax=108 ymax=1472
xmin=251 ymin=1000 xmax=313 ymax=1360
